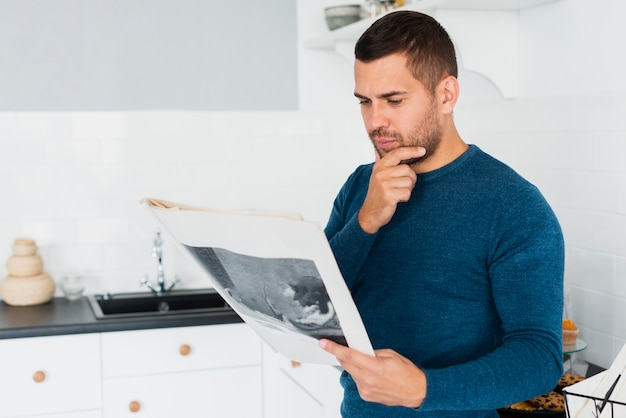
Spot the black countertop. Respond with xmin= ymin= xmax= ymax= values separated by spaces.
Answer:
xmin=0 ymin=295 xmax=242 ymax=340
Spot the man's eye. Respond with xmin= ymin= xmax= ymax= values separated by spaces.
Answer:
xmin=388 ymin=99 xmax=402 ymax=105
xmin=358 ymin=99 xmax=370 ymax=105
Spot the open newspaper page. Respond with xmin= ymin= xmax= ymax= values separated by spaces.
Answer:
xmin=141 ymin=198 xmax=374 ymax=365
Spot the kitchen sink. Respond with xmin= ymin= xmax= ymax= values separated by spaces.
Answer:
xmin=87 ymin=288 xmax=232 ymax=319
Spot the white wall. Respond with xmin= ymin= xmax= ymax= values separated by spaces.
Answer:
xmin=0 ymin=110 xmax=370 ymax=295
xmin=519 ymin=0 xmax=626 ymax=97
xmin=514 ymin=0 xmax=626 ymax=369
xmin=0 ymin=0 xmax=624 ymax=370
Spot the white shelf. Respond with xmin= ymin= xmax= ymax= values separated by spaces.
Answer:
xmin=304 ymin=0 xmax=560 ymax=98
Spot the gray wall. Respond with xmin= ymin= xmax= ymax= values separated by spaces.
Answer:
xmin=0 ymin=0 xmax=297 ymax=111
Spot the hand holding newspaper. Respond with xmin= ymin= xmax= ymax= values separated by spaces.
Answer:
xmin=141 ymin=198 xmax=374 ymax=365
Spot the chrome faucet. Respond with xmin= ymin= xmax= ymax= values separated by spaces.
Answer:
xmin=141 ymin=228 xmax=180 ymax=294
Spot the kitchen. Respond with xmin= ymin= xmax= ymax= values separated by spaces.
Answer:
xmin=0 ymin=0 xmax=625 ymax=416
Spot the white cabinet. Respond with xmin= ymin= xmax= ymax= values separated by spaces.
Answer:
xmin=0 ymin=333 xmax=102 ymax=418
xmin=263 ymin=345 xmax=343 ymax=418
xmin=101 ymin=324 xmax=263 ymax=417
xmin=0 ymin=323 xmax=324 ymax=418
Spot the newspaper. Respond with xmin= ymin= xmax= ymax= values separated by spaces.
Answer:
xmin=141 ymin=198 xmax=374 ymax=365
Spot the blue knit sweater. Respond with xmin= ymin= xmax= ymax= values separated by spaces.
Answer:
xmin=324 ymin=145 xmax=564 ymax=417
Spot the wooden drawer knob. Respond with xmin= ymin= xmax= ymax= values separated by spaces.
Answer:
xmin=33 ymin=370 xmax=46 ymax=383
xmin=179 ymin=344 xmax=191 ymax=356
xmin=291 ymin=360 xmax=301 ymax=368
xmin=129 ymin=400 xmax=141 ymax=413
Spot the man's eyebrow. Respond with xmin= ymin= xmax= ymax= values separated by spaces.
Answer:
xmin=354 ymin=90 xmax=407 ymax=100
xmin=379 ymin=90 xmax=407 ymax=98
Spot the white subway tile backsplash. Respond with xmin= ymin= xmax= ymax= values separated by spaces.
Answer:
xmin=579 ymin=327 xmax=615 ymax=369
xmin=618 ymin=173 xmax=626 ymax=215
xmin=16 ymin=112 xmax=72 ymax=139
xmin=101 ymin=240 xmax=147 ymax=272
xmin=45 ymin=193 xmax=104 ymax=219
xmin=592 ymin=132 xmax=626 ymax=173
xmin=7 ymin=137 xmax=50 ymax=166
xmin=19 ymin=220 xmax=53 ymax=247
xmin=76 ymin=217 xmax=129 ymax=244
xmin=547 ymin=169 xmax=620 ymax=213
xmin=45 ymin=243 xmax=104 ymax=276
xmin=71 ymin=112 xmax=128 ymax=139
xmin=613 ymin=298 xmax=626 ymax=340
xmin=616 ymin=257 xmax=626 ymax=298
xmin=100 ymin=139 xmax=122 ymax=164
xmin=554 ymin=210 xmax=626 ymax=258
xmin=569 ymin=287 xmax=616 ymax=336
xmin=555 ymin=208 xmax=592 ymax=249
xmin=565 ymin=248 xmax=614 ymax=294
xmin=595 ymin=214 xmax=626 ymax=257
xmin=0 ymin=112 xmax=18 ymax=136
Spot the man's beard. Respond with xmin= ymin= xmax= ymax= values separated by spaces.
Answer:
xmin=369 ymin=100 xmax=442 ymax=166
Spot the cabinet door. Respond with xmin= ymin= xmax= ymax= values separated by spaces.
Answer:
xmin=270 ymin=370 xmax=325 ymax=418
xmin=263 ymin=346 xmax=342 ymax=418
xmin=0 ymin=333 xmax=101 ymax=418
xmin=103 ymin=366 xmax=262 ymax=418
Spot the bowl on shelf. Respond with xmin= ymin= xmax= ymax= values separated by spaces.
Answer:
xmin=324 ymin=4 xmax=362 ymax=30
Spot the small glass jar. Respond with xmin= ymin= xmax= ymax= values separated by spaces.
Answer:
xmin=60 ymin=273 xmax=85 ymax=301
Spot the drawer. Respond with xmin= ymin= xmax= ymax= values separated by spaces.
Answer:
xmin=0 ymin=333 xmax=102 ymax=417
xmin=18 ymin=412 xmax=102 ymax=418
xmin=103 ymin=366 xmax=262 ymax=417
xmin=101 ymin=323 xmax=261 ymax=378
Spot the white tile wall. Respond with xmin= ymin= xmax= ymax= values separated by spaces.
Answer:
xmin=455 ymin=90 xmax=626 ymax=369
xmin=0 ymin=110 xmax=371 ymax=296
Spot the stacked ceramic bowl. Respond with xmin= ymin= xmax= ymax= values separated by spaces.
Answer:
xmin=324 ymin=4 xmax=362 ymax=30
xmin=0 ymin=239 xmax=55 ymax=306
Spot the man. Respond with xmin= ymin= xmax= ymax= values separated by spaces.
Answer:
xmin=319 ymin=10 xmax=564 ymax=418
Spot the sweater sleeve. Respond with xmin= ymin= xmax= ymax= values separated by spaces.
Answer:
xmin=419 ymin=186 xmax=565 ymax=411
xmin=324 ymin=166 xmax=378 ymax=289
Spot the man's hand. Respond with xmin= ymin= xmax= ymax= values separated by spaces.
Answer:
xmin=359 ymin=147 xmax=425 ymax=234
xmin=319 ymin=339 xmax=426 ymax=408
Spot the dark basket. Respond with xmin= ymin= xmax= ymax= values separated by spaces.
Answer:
xmin=563 ymin=388 xmax=626 ymax=418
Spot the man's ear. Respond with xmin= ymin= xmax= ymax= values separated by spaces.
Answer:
xmin=439 ymin=75 xmax=459 ymax=114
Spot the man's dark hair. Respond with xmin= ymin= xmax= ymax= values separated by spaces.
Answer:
xmin=355 ymin=11 xmax=458 ymax=95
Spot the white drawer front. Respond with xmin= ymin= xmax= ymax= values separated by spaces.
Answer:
xmin=103 ymin=366 xmax=262 ymax=418
xmin=17 ymin=412 xmax=102 ymax=418
xmin=0 ymin=333 xmax=102 ymax=417
xmin=101 ymin=323 xmax=261 ymax=377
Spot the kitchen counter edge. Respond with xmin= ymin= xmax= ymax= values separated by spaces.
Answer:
xmin=0 ymin=296 xmax=243 ymax=340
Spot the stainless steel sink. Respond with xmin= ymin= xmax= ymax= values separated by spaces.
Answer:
xmin=87 ymin=289 xmax=232 ymax=319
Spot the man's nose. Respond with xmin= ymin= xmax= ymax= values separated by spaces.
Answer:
xmin=365 ymin=102 xmax=389 ymax=130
